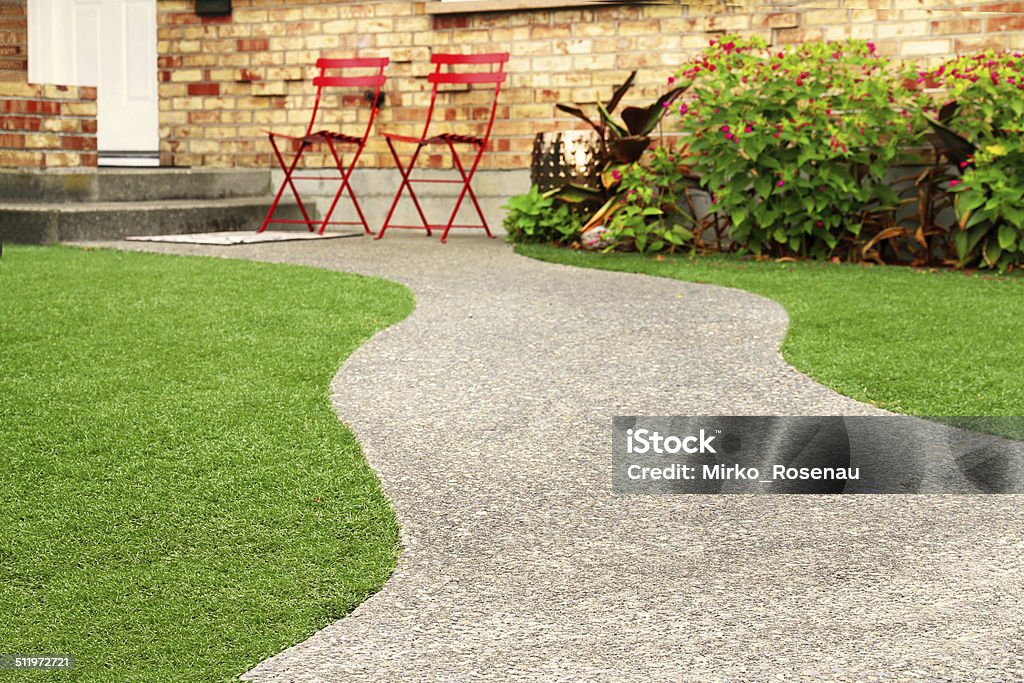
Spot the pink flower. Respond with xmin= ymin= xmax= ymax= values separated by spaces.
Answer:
xmin=679 ymin=103 xmax=688 ymax=115
xmin=777 ymin=180 xmax=785 ymax=188
xmin=959 ymin=161 xmax=969 ymax=169
xmin=774 ymin=131 xmax=780 ymax=138
xmin=725 ymin=133 xmax=734 ymax=140
xmin=796 ymin=78 xmax=804 ymax=86
xmin=612 ymin=169 xmax=622 ymax=181
xmin=867 ymin=42 xmax=877 ymax=54
xmin=816 ymin=220 xmax=824 ymax=228
xmin=949 ymin=179 xmax=961 ymax=187
xmin=668 ymin=76 xmax=676 ymax=84
xmin=744 ymin=124 xmax=753 ymax=133
xmin=721 ymin=125 xmax=731 ymax=133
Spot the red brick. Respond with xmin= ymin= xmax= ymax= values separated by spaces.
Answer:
xmin=0 ymin=115 xmax=41 ymax=131
xmin=166 ymin=12 xmax=199 ymax=26
xmin=988 ymin=15 xmax=1024 ymax=32
xmin=956 ymin=35 xmax=1008 ymax=52
xmin=931 ymin=19 xmax=983 ymax=35
xmin=978 ymin=1 xmax=1024 ymax=12
xmin=81 ymin=120 xmax=97 ymax=134
xmin=0 ymin=132 xmax=24 ymax=147
xmin=188 ymin=110 xmax=221 ymax=124
xmin=0 ymin=100 xmax=59 ymax=115
xmin=236 ymin=38 xmax=269 ymax=52
xmin=433 ymin=16 xmax=468 ymax=30
xmin=80 ymin=86 xmax=97 ymax=100
xmin=61 ymin=136 xmax=96 ymax=151
xmin=187 ymin=83 xmax=220 ymax=96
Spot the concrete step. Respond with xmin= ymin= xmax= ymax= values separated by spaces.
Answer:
xmin=0 ymin=168 xmax=273 ymax=203
xmin=0 ymin=197 xmax=313 ymax=245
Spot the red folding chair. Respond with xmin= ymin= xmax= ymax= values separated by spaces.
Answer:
xmin=259 ymin=57 xmax=388 ymax=235
xmin=376 ymin=52 xmax=509 ymax=242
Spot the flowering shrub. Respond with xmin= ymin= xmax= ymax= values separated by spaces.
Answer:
xmin=587 ymin=147 xmax=701 ymax=253
xmin=924 ymin=51 xmax=1024 ymax=269
xmin=673 ymin=36 xmax=928 ymax=259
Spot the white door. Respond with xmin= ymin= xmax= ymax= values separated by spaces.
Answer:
xmin=28 ymin=0 xmax=158 ymax=165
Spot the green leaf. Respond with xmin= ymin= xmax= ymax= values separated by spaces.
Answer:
xmin=875 ymin=185 xmax=900 ymax=208
xmin=953 ymin=230 xmax=969 ymax=261
xmin=732 ymin=206 xmax=748 ymax=227
xmin=597 ymin=102 xmax=628 ymax=138
xmin=967 ymin=221 xmax=989 ymax=252
xmin=1002 ymin=205 xmax=1024 ymax=229
xmin=755 ymin=176 xmax=772 ymax=200
xmin=998 ymin=223 xmax=1018 ymax=250
xmin=984 ymin=238 xmax=1003 ymax=267
xmin=553 ymin=184 xmax=603 ymax=203
xmin=965 ymin=209 xmax=987 ymax=230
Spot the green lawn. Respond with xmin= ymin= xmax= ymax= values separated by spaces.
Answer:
xmin=518 ymin=244 xmax=1024 ymax=417
xmin=0 ymin=246 xmax=413 ymax=682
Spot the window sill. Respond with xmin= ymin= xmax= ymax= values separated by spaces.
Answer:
xmin=426 ymin=0 xmax=631 ymax=15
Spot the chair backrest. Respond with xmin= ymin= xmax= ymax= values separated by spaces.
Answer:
xmin=307 ymin=56 xmax=389 ymax=139
xmin=421 ymin=52 xmax=509 ymax=146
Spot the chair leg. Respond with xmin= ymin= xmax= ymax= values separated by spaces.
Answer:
xmin=321 ymin=138 xmax=373 ymax=235
xmin=442 ymin=143 xmax=493 ymax=243
xmin=378 ymin=138 xmax=432 ymax=240
xmin=261 ymin=136 xmax=314 ymax=233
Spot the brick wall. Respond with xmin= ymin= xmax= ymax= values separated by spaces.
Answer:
xmin=150 ymin=0 xmax=1024 ymax=170
xmin=0 ymin=0 xmax=27 ymax=83
xmin=0 ymin=83 xmax=98 ymax=168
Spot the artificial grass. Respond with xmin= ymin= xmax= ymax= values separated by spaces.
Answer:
xmin=0 ymin=246 xmax=413 ymax=682
xmin=517 ymin=244 xmax=1024 ymax=418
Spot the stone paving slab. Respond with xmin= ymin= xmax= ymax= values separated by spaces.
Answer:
xmin=82 ymin=234 xmax=1024 ymax=682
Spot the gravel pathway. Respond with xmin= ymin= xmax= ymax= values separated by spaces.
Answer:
xmin=90 ymin=234 xmax=1024 ymax=682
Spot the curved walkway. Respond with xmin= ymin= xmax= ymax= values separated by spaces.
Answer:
xmin=99 ymin=234 xmax=1023 ymax=682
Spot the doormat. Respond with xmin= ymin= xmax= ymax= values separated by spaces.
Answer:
xmin=125 ymin=230 xmax=363 ymax=245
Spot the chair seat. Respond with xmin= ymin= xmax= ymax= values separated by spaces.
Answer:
xmin=383 ymin=131 xmax=484 ymax=147
xmin=267 ymin=129 xmax=362 ymax=145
